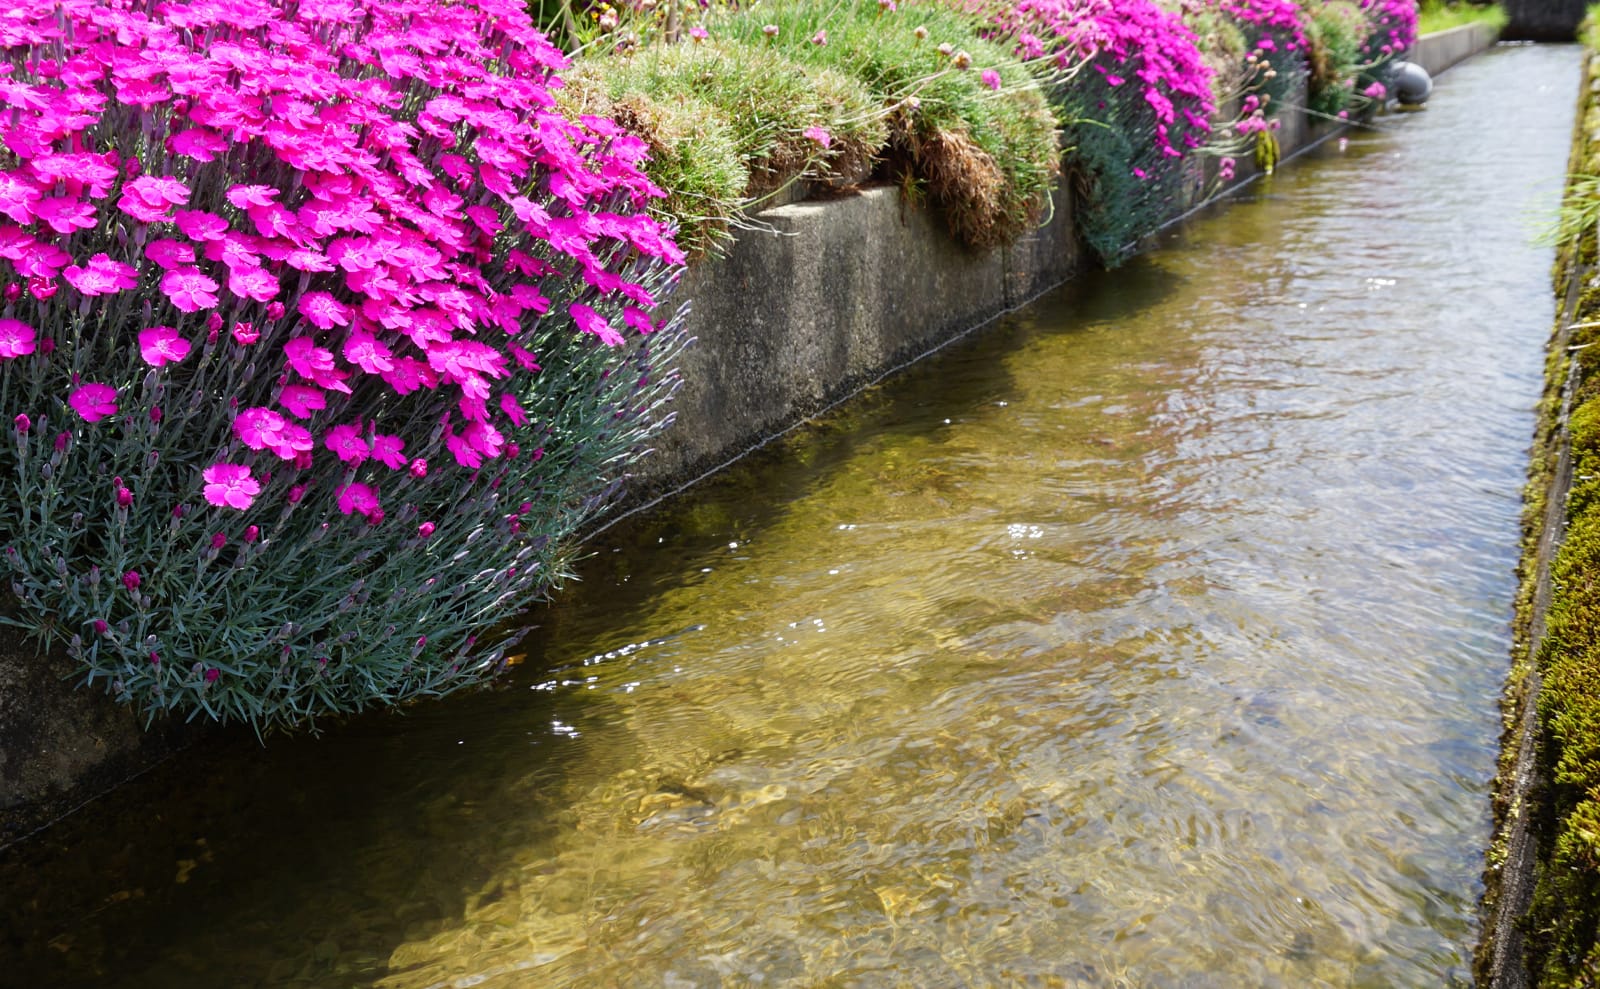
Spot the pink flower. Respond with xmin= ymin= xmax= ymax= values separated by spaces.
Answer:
xmin=173 ymin=210 xmax=229 ymax=241
xmin=233 ymin=406 xmax=287 ymax=450
xmin=243 ymin=525 xmax=259 ymax=543
xmin=371 ymin=433 xmax=407 ymax=469
xmin=278 ymin=384 xmax=326 ymax=419
xmin=138 ymin=325 xmax=192 ymax=366
xmin=117 ymin=175 xmax=190 ymax=223
xmin=418 ymin=521 xmax=436 ymax=538
xmin=803 ymin=126 xmax=831 ymax=149
xmin=28 ymin=276 xmax=56 ymax=301
xmin=226 ymin=185 xmax=279 ymax=209
xmin=160 ymin=267 xmax=220 ymax=312
xmin=145 ymin=239 xmax=196 ymax=270
xmin=68 ymin=383 xmax=117 ymax=422
xmin=63 ymin=254 xmax=138 ymax=296
xmin=336 ymin=481 xmax=379 ymax=516
xmin=982 ymin=69 xmax=1002 ymax=91
xmin=210 ymin=532 xmax=227 ymax=550
xmin=232 ymin=321 xmax=259 ymax=345
xmin=343 ymin=330 xmax=393 ymax=374
xmin=122 ymin=570 xmax=140 ymax=591
xmin=227 ymin=266 xmax=279 ymax=302
xmin=498 ymin=393 xmax=529 ymax=426
xmin=299 ymin=291 xmax=352 ymax=329
xmin=689 ymin=26 xmax=708 ymax=40
xmin=811 ymin=29 xmax=828 ymax=45
xmin=409 ymin=458 xmax=428 ymax=478
xmin=204 ymin=668 xmax=220 ymax=683
xmin=569 ymin=303 xmax=623 ymax=346
xmin=324 ymin=423 xmax=369 ymax=464
xmin=34 ymin=197 xmax=97 ymax=234
xmin=202 ymin=463 xmax=261 ymax=510
xmin=266 ymin=422 xmax=313 ymax=461
xmin=14 ymin=414 xmax=30 ymax=433
xmin=0 ymin=318 xmax=36 ymax=358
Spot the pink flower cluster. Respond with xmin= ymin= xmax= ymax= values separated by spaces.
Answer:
xmin=0 ymin=0 xmax=682 ymax=518
xmin=980 ymin=0 xmax=1215 ymax=160
xmin=1360 ymin=0 xmax=1419 ymax=58
xmin=1205 ymin=0 xmax=1307 ymax=56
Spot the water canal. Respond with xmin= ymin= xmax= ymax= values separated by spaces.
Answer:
xmin=1 ymin=43 xmax=1583 ymax=989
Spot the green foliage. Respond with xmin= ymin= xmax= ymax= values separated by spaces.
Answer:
xmin=567 ymin=0 xmax=1060 ymax=253
xmin=1302 ymin=1 xmax=1368 ymax=117
xmin=714 ymin=0 xmax=1060 ymax=246
xmin=1 ymin=277 xmax=690 ymax=731
xmin=1416 ymin=0 xmax=1507 ymax=36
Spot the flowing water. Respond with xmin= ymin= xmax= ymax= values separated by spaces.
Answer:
xmin=0 ymin=44 xmax=1582 ymax=989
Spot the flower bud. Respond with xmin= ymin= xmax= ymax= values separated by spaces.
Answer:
xmin=13 ymin=414 xmax=28 ymax=434
xmin=122 ymin=570 xmax=141 ymax=591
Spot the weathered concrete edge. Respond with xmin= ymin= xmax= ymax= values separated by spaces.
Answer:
xmin=1481 ymin=251 xmax=1582 ymax=989
xmin=1479 ymin=45 xmax=1593 ymax=989
xmin=1414 ymin=22 xmax=1503 ymax=78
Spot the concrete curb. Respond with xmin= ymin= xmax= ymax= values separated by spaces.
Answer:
xmin=1414 ymin=22 xmax=1503 ymax=77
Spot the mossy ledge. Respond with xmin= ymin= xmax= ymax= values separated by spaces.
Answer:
xmin=1478 ymin=39 xmax=1600 ymax=989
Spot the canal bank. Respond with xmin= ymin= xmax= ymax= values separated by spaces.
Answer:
xmin=1480 ymin=32 xmax=1600 ymax=989
xmin=0 ymin=26 xmax=1504 ymax=845
xmin=0 ymin=40 xmax=1574 ymax=988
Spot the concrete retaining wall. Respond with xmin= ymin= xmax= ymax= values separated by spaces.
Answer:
xmin=1414 ymin=22 xmax=1502 ymax=77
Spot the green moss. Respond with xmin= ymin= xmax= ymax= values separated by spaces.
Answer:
xmin=1483 ymin=41 xmax=1600 ymax=987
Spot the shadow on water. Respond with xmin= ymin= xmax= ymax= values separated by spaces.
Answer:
xmin=0 ymin=44 xmax=1582 ymax=989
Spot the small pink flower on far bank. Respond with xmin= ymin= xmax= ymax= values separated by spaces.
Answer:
xmin=138 ymin=326 xmax=192 ymax=367
xmin=202 ymin=463 xmax=261 ymax=510
xmin=0 ymin=318 xmax=36 ymax=358
xmin=689 ymin=25 xmax=708 ymax=41
xmin=803 ymin=126 xmax=831 ymax=149
xmin=982 ymin=69 xmax=1002 ymax=91
xmin=811 ymin=29 xmax=827 ymax=45
xmin=68 ymin=383 xmax=118 ymax=422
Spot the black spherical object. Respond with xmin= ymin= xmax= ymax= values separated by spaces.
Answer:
xmin=1393 ymin=61 xmax=1433 ymax=106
